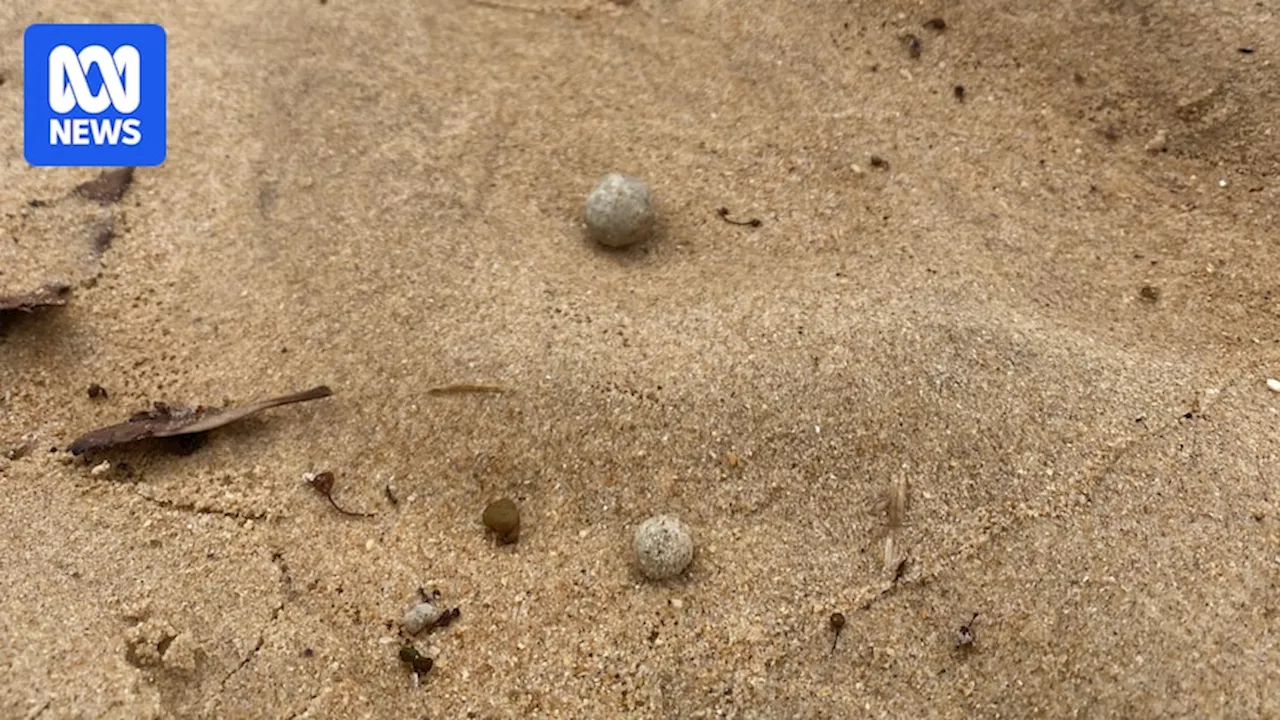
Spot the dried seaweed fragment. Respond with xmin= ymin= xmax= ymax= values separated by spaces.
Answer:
xmin=426 ymin=383 xmax=508 ymax=396
xmin=75 ymin=167 xmax=135 ymax=204
xmin=305 ymin=470 xmax=374 ymax=518
xmin=68 ymin=385 xmax=332 ymax=455
xmin=0 ymin=283 xmax=71 ymax=313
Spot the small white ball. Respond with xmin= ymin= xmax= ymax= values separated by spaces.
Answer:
xmin=585 ymin=173 xmax=655 ymax=248
xmin=633 ymin=515 xmax=694 ymax=580
xmin=402 ymin=601 xmax=442 ymax=634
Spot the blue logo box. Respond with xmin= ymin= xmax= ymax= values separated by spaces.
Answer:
xmin=24 ymin=24 xmax=167 ymax=167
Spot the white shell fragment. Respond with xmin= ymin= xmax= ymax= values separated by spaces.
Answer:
xmin=402 ymin=601 xmax=443 ymax=634
xmin=1267 ymin=378 xmax=1280 ymax=393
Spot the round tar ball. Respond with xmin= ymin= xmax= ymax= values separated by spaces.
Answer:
xmin=585 ymin=173 xmax=655 ymax=248
xmin=633 ymin=515 xmax=694 ymax=580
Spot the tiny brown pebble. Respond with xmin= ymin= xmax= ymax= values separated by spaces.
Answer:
xmin=1139 ymin=285 xmax=1160 ymax=302
xmin=482 ymin=498 xmax=521 ymax=543
xmin=954 ymin=85 xmax=966 ymax=101
xmin=87 ymin=383 xmax=108 ymax=399
xmin=923 ymin=17 xmax=946 ymax=30
xmin=870 ymin=155 xmax=889 ymax=169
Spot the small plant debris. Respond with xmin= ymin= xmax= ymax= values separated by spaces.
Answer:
xmin=955 ymin=613 xmax=979 ymax=649
xmin=5 ymin=441 xmax=33 ymax=461
xmin=881 ymin=476 xmax=910 ymax=578
xmin=402 ymin=592 xmax=460 ymax=635
xmin=829 ymin=612 xmax=846 ymax=652
xmin=903 ymin=33 xmax=922 ymax=59
xmin=426 ymin=383 xmax=508 ymax=396
xmin=923 ymin=17 xmax=947 ymax=31
xmin=0 ymin=283 xmax=71 ymax=314
xmin=409 ymin=588 xmax=462 ymax=632
xmin=884 ymin=540 xmax=909 ymax=581
xmin=68 ymin=385 xmax=333 ymax=455
xmin=398 ymin=645 xmax=434 ymax=676
xmin=75 ymin=167 xmax=135 ymax=205
xmin=434 ymin=606 xmax=461 ymax=629
xmin=306 ymin=471 xmax=375 ymax=518
xmin=715 ymin=207 xmax=762 ymax=228
xmin=885 ymin=476 xmax=909 ymax=530
xmin=403 ymin=601 xmax=442 ymax=634
xmin=87 ymin=383 xmax=109 ymax=399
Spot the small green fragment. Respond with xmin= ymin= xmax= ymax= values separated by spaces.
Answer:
xmin=398 ymin=645 xmax=433 ymax=675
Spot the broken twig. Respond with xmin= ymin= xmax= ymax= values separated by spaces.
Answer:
xmin=0 ymin=283 xmax=71 ymax=313
xmin=426 ymin=384 xmax=508 ymax=396
xmin=68 ymin=385 xmax=333 ymax=455
xmin=306 ymin=471 xmax=375 ymax=518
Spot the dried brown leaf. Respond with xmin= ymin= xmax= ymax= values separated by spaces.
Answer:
xmin=68 ymin=385 xmax=332 ymax=455
xmin=0 ymin=283 xmax=71 ymax=313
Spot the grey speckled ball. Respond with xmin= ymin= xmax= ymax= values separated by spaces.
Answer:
xmin=633 ymin=515 xmax=694 ymax=580
xmin=585 ymin=173 xmax=655 ymax=248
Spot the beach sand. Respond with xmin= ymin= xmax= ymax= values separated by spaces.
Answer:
xmin=1 ymin=0 xmax=1278 ymax=717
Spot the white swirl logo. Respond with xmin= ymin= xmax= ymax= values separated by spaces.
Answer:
xmin=47 ymin=44 xmax=140 ymax=114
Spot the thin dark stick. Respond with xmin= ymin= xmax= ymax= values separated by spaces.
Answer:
xmin=716 ymin=207 xmax=762 ymax=227
xmin=170 ymin=386 xmax=333 ymax=435
xmin=308 ymin=471 xmax=375 ymax=518
xmin=426 ymin=384 xmax=507 ymax=396
xmin=69 ymin=385 xmax=333 ymax=455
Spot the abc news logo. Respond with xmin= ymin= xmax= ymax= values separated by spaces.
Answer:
xmin=24 ymin=24 xmax=166 ymax=168
xmin=48 ymin=44 xmax=143 ymax=146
